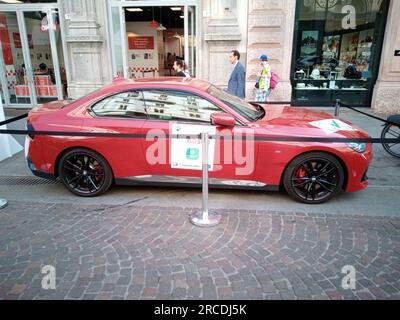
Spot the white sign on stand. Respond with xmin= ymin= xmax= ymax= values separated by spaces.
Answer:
xmin=171 ymin=123 xmax=216 ymax=171
xmin=0 ymin=95 xmax=23 ymax=162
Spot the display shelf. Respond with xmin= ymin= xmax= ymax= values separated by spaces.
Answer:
xmin=340 ymin=88 xmax=368 ymax=91
xmin=294 ymin=88 xmax=332 ymax=90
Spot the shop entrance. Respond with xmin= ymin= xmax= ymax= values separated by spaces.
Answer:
xmin=0 ymin=2 xmax=66 ymax=108
xmin=108 ymin=0 xmax=198 ymax=79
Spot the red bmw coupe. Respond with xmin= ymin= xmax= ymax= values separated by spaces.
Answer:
xmin=25 ymin=77 xmax=372 ymax=204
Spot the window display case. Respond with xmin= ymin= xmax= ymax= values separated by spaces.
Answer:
xmin=293 ymin=77 xmax=369 ymax=104
xmin=291 ymin=0 xmax=390 ymax=106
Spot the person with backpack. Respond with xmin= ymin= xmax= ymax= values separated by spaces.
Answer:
xmin=255 ymin=55 xmax=272 ymax=102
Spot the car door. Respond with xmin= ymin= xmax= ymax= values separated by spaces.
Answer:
xmin=83 ymin=90 xmax=149 ymax=179
xmin=140 ymin=89 xmax=257 ymax=184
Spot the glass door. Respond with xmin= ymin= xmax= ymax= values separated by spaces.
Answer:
xmin=108 ymin=0 xmax=198 ymax=79
xmin=0 ymin=11 xmax=31 ymax=105
xmin=22 ymin=9 xmax=64 ymax=104
xmin=0 ymin=3 xmax=65 ymax=108
xmin=109 ymin=4 xmax=128 ymax=78
xmin=186 ymin=5 xmax=196 ymax=77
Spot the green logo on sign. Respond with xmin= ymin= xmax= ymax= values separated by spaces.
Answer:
xmin=186 ymin=148 xmax=199 ymax=160
xmin=332 ymin=120 xmax=341 ymax=129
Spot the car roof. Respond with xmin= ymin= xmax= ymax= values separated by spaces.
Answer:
xmin=110 ymin=77 xmax=212 ymax=91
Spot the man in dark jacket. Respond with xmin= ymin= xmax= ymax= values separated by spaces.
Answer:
xmin=227 ymin=50 xmax=246 ymax=99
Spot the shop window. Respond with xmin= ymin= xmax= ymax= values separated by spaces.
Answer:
xmin=291 ymin=0 xmax=390 ymax=106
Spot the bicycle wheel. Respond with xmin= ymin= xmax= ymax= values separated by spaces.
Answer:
xmin=381 ymin=123 xmax=400 ymax=158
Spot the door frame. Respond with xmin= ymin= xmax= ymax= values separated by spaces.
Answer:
xmin=107 ymin=0 xmax=199 ymax=79
xmin=0 ymin=2 xmax=63 ymax=108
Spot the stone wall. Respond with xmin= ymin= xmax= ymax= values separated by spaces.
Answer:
xmin=60 ymin=0 xmax=112 ymax=99
xmin=371 ymin=0 xmax=400 ymax=114
xmin=200 ymin=0 xmax=247 ymax=88
xmin=245 ymin=0 xmax=296 ymax=102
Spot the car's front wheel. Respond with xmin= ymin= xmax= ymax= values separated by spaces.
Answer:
xmin=58 ymin=148 xmax=113 ymax=197
xmin=283 ymin=152 xmax=345 ymax=204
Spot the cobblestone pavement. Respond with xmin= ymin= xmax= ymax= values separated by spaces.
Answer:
xmin=0 ymin=201 xmax=400 ymax=300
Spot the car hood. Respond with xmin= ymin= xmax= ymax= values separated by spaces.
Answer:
xmin=252 ymin=105 xmax=370 ymax=138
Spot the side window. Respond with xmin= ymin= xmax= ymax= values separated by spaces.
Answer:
xmin=142 ymin=90 xmax=223 ymax=123
xmin=91 ymin=91 xmax=146 ymax=119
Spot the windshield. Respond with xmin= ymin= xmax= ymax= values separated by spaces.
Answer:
xmin=207 ymin=85 xmax=263 ymax=121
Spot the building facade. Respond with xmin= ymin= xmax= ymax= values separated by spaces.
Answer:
xmin=0 ymin=0 xmax=399 ymax=114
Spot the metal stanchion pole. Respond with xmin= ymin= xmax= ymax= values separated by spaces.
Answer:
xmin=0 ymin=92 xmax=8 ymax=210
xmin=334 ymin=99 xmax=341 ymax=117
xmin=0 ymin=198 xmax=7 ymax=209
xmin=190 ymin=132 xmax=221 ymax=227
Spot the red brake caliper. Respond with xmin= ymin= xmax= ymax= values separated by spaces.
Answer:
xmin=94 ymin=165 xmax=103 ymax=182
xmin=295 ymin=167 xmax=307 ymax=187
xmin=297 ymin=167 xmax=306 ymax=178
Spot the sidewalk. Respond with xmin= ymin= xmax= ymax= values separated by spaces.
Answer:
xmin=0 ymin=201 xmax=399 ymax=300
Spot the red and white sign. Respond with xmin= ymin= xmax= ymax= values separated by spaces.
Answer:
xmin=128 ymin=36 xmax=154 ymax=50
xmin=35 ymin=75 xmax=51 ymax=85
xmin=36 ymin=86 xmax=49 ymax=96
xmin=40 ymin=16 xmax=60 ymax=32
xmin=15 ymin=85 xmax=29 ymax=96
xmin=49 ymin=85 xmax=57 ymax=96
xmin=13 ymin=33 xmax=33 ymax=49
xmin=0 ymin=13 xmax=13 ymax=65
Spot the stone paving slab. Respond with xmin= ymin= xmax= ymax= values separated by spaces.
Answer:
xmin=0 ymin=202 xmax=399 ymax=300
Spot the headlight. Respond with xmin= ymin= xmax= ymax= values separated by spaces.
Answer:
xmin=346 ymin=142 xmax=366 ymax=153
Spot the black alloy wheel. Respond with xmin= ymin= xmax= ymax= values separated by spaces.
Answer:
xmin=58 ymin=148 xmax=113 ymax=197
xmin=283 ymin=152 xmax=344 ymax=204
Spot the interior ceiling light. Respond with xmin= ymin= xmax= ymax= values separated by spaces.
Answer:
xmin=126 ymin=8 xmax=143 ymax=12
xmin=171 ymin=16 xmax=181 ymax=39
xmin=156 ymin=7 xmax=166 ymax=30
xmin=149 ymin=20 xmax=159 ymax=28
xmin=148 ymin=7 xmax=159 ymax=28
xmin=170 ymin=7 xmax=182 ymax=11
xmin=180 ymin=15 xmax=184 ymax=19
xmin=1 ymin=0 xmax=23 ymax=3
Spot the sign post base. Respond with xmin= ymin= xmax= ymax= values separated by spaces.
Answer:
xmin=0 ymin=199 xmax=8 ymax=209
xmin=188 ymin=132 xmax=221 ymax=227
xmin=190 ymin=210 xmax=221 ymax=227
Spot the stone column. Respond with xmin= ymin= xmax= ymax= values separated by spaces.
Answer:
xmin=200 ymin=0 xmax=247 ymax=88
xmin=246 ymin=0 xmax=296 ymax=101
xmin=60 ymin=0 xmax=112 ymax=99
xmin=371 ymin=0 xmax=400 ymax=114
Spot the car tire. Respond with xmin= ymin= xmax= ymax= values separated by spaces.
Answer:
xmin=283 ymin=152 xmax=345 ymax=204
xmin=58 ymin=148 xmax=113 ymax=197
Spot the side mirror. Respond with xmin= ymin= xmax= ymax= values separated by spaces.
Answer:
xmin=211 ymin=113 xmax=235 ymax=127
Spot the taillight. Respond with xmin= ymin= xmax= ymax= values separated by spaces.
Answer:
xmin=26 ymin=120 xmax=35 ymax=139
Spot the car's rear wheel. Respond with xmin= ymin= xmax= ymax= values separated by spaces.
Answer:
xmin=283 ymin=152 xmax=344 ymax=204
xmin=58 ymin=148 xmax=113 ymax=197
